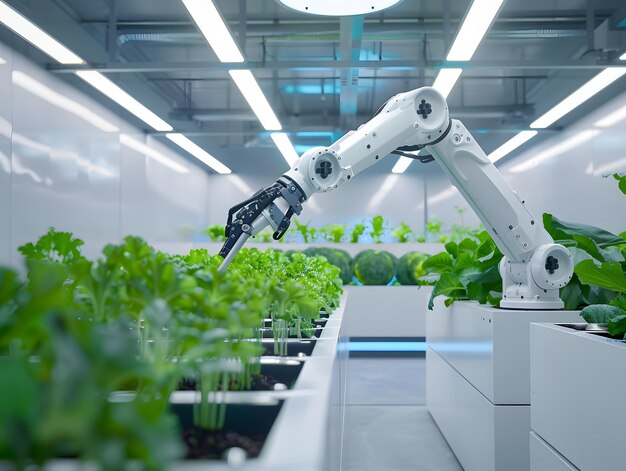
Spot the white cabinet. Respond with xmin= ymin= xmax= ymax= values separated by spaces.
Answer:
xmin=530 ymin=323 xmax=626 ymax=471
xmin=426 ymin=300 xmax=581 ymax=470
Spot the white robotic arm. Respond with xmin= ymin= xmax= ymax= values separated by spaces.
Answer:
xmin=219 ymin=87 xmax=573 ymax=310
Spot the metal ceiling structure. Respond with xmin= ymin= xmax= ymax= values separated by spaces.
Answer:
xmin=2 ymin=0 xmax=626 ymax=175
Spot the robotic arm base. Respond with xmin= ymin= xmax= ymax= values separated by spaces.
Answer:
xmin=499 ymin=244 xmax=574 ymax=310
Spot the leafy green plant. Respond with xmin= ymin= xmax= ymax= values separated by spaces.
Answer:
xmin=203 ymin=225 xmax=226 ymax=242
xmin=0 ymin=227 xmax=344 ymax=466
xmin=391 ymin=222 xmax=414 ymax=243
xmin=292 ymin=218 xmax=313 ymax=243
xmin=350 ymin=222 xmax=366 ymax=243
xmin=419 ymin=231 xmax=503 ymax=309
xmin=370 ymin=215 xmax=386 ymax=243
xmin=612 ymin=173 xmax=625 ymax=195
xmin=322 ymin=224 xmax=347 ymax=243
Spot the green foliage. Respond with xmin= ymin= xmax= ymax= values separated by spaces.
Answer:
xmin=391 ymin=222 xmax=414 ymax=243
xmin=543 ymin=213 xmax=626 ymax=309
xmin=0 ymin=228 xmax=344 ymax=468
xmin=613 ymin=173 xmax=626 ymax=195
xmin=419 ymin=231 xmax=503 ymax=309
xmin=321 ymin=224 xmax=347 ymax=243
xmin=350 ymin=222 xmax=366 ymax=243
xmin=369 ymin=215 xmax=386 ymax=243
xmin=292 ymin=218 xmax=314 ymax=243
xmin=202 ymin=224 xmax=226 ymax=242
xmin=18 ymin=227 xmax=85 ymax=264
xmin=303 ymin=247 xmax=352 ymax=284
xmin=397 ymin=252 xmax=428 ymax=285
xmin=353 ymin=250 xmax=396 ymax=285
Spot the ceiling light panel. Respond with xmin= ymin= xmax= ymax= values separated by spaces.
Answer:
xmin=447 ymin=0 xmax=505 ymax=61
xmin=488 ymin=131 xmax=538 ymax=163
xmin=531 ymin=68 xmax=626 ymax=129
xmin=392 ymin=156 xmax=413 ymax=174
xmin=0 ymin=1 xmax=83 ymax=64
xmin=277 ymin=0 xmax=402 ymax=16
xmin=180 ymin=0 xmax=244 ymax=63
xmin=229 ymin=70 xmax=282 ymax=131
xmin=76 ymin=71 xmax=172 ymax=132
xmin=433 ymin=68 xmax=464 ymax=99
xmin=270 ymin=133 xmax=299 ymax=166
xmin=166 ymin=133 xmax=232 ymax=175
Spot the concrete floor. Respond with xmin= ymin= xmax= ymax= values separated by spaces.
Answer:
xmin=342 ymin=358 xmax=462 ymax=471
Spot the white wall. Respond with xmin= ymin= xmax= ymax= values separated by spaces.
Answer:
xmin=207 ymin=170 xmax=428 ymax=242
xmin=0 ymin=41 xmax=212 ymax=267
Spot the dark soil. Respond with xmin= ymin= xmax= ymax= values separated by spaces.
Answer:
xmin=183 ymin=427 xmax=263 ymax=460
xmin=178 ymin=374 xmax=280 ymax=392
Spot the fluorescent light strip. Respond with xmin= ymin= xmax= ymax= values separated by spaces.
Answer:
xmin=180 ymin=0 xmax=244 ymax=63
xmin=488 ymin=130 xmax=538 ymax=163
xmin=433 ymin=68 xmax=463 ymax=99
xmin=229 ymin=70 xmax=282 ymax=131
xmin=531 ymin=68 xmax=626 ymax=129
xmin=166 ymin=133 xmax=231 ymax=174
xmin=509 ymin=130 xmax=599 ymax=173
xmin=13 ymin=70 xmax=119 ymax=133
xmin=392 ymin=156 xmax=413 ymax=174
xmin=594 ymin=104 xmax=626 ymax=128
xmin=621 ymin=52 xmax=626 ymax=60
xmin=0 ymin=1 xmax=84 ymax=64
xmin=76 ymin=71 xmax=172 ymax=132
xmin=446 ymin=0 xmax=504 ymax=61
xmin=120 ymin=134 xmax=189 ymax=174
xmin=0 ymin=56 xmax=5 ymax=64
xmin=270 ymin=132 xmax=299 ymax=166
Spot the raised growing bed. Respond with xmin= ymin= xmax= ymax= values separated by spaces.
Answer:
xmin=343 ymin=285 xmax=432 ymax=338
xmin=169 ymin=293 xmax=348 ymax=470
xmin=426 ymin=299 xmax=582 ymax=471
xmin=530 ymin=322 xmax=626 ymax=471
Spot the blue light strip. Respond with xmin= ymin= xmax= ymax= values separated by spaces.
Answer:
xmin=348 ymin=341 xmax=427 ymax=352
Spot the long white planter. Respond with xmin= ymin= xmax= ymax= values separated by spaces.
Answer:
xmin=343 ymin=285 xmax=431 ymax=337
xmin=43 ymin=295 xmax=348 ymax=471
xmin=426 ymin=299 xmax=581 ymax=471
xmin=530 ymin=323 xmax=626 ymax=471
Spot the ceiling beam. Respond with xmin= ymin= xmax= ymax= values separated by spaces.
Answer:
xmin=48 ymin=58 xmax=625 ymax=74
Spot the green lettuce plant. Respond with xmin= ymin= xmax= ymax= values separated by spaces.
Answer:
xmin=391 ymin=222 xmax=414 ymax=243
xmin=350 ymin=222 xmax=366 ymax=243
xmin=203 ymin=225 xmax=226 ymax=243
xmin=369 ymin=215 xmax=386 ymax=243
xmin=419 ymin=231 xmax=503 ymax=309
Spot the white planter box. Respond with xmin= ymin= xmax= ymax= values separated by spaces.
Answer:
xmin=530 ymin=323 xmax=626 ymax=471
xmin=530 ymin=432 xmax=579 ymax=471
xmin=427 ymin=347 xmax=529 ymax=471
xmin=42 ymin=296 xmax=349 ymax=471
xmin=426 ymin=300 xmax=581 ymax=471
xmin=427 ymin=299 xmax=581 ymax=404
xmin=343 ymin=285 xmax=431 ymax=337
